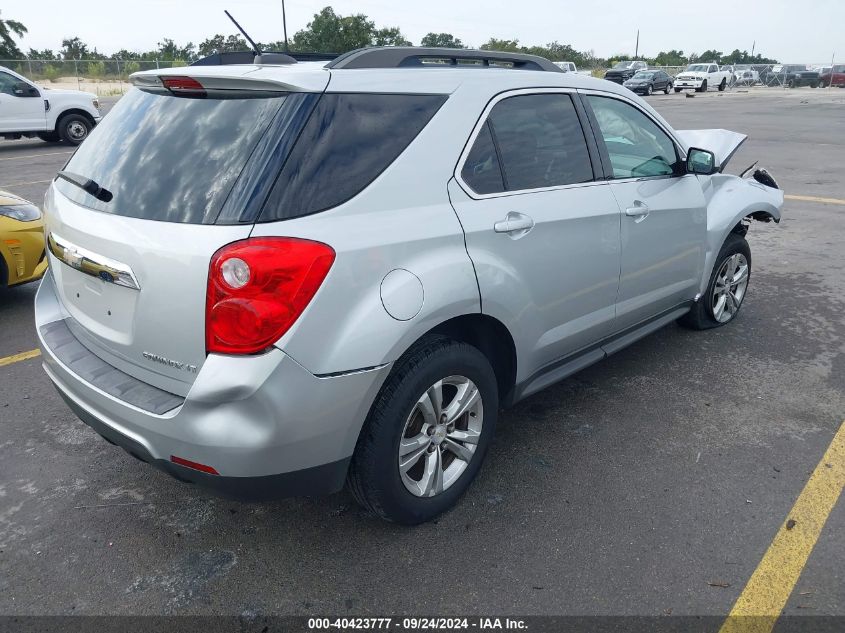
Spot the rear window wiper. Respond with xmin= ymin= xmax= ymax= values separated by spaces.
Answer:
xmin=56 ymin=171 xmax=113 ymax=203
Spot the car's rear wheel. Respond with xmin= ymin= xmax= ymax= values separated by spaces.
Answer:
xmin=348 ymin=336 xmax=498 ymax=524
xmin=679 ymin=232 xmax=751 ymax=330
xmin=37 ymin=131 xmax=62 ymax=143
xmin=57 ymin=113 xmax=92 ymax=146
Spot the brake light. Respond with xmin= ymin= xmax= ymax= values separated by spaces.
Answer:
xmin=161 ymin=76 xmax=206 ymax=96
xmin=206 ymin=237 xmax=335 ymax=355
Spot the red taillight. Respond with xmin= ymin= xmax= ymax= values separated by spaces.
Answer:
xmin=170 ymin=455 xmax=219 ymax=475
xmin=206 ymin=237 xmax=335 ymax=355
xmin=161 ymin=76 xmax=206 ymax=95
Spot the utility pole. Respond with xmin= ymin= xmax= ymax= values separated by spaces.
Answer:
xmin=751 ymin=41 xmax=755 ymax=58
xmin=282 ymin=0 xmax=290 ymax=52
xmin=635 ymin=29 xmax=639 ymax=59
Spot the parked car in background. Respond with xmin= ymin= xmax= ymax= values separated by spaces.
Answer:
xmin=764 ymin=64 xmax=819 ymax=88
xmin=731 ymin=64 xmax=760 ymax=86
xmin=604 ymin=60 xmax=648 ymax=84
xmin=623 ymin=69 xmax=673 ymax=95
xmin=673 ymin=63 xmax=732 ymax=92
xmin=819 ymin=65 xmax=845 ymax=87
xmin=554 ymin=61 xmax=577 ymax=72
xmin=0 ymin=65 xmax=101 ymax=145
xmin=0 ymin=190 xmax=46 ymax=289
xmin=35 ymin=47 xmax=783 ymax=525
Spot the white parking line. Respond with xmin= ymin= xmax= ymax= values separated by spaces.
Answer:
xmin=0 ymin=151 xmax=73 ymax=162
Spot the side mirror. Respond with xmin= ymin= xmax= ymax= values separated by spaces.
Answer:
xmin=13 ymin=82 xmax=39 ymax=97
xmin=687 ymin=148 xmax=718 ymax=175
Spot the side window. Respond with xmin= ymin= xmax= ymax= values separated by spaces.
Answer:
xmin=461 ymin=121 xmax=505 ymax=194
xmin=0 ymin=72 xmax=20 ymax=96
xmin=485 ymin=93 xmax=593 ymax=192
xmin=586 ymin=95 xmax=680 ymax=179
xmin=260 ymin=93 xmax=447 ymax=221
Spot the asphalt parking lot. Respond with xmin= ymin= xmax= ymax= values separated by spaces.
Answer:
xmin=0 ymin=87 xmax=843 ymax=623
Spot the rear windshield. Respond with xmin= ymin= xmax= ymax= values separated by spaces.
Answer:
xmin=55 ymin=88 xmax=290 ymax=224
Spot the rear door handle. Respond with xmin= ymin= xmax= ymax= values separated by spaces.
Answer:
xmin=494 ymin=212 xmax=535 ymax=237
xmin=625 ymin=202 xmax=650 ymax=223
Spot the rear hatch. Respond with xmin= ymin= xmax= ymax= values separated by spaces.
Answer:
xmin=44 ymin=68 xmax=328 ymax=396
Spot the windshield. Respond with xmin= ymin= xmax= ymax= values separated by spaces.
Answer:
xmin=55 ymin=88 xmax=294 ymax=224
xmin=613 ymin=61 xmax=634 ymax=69
xmin=631 ymin=72 xmax=655 ymax=80
xmin=686 ymin=64 xmax=711 ymax=72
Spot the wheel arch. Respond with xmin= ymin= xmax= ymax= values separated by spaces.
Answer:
xmin=700 ymin=175 xmax=783 ymax=296
xmin=54 ymin=108 xmax=96 ymax=132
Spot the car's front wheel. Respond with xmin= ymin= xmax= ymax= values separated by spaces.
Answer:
xmin=348 ymin=336 xmax=498 ymax=524
xmin=679 ymin=232 xmax=751 ymax=330
xmin=697 ymin=80 xmax=708 ymax=92
xmin=57 ymin=113 xmax=92 ymax=146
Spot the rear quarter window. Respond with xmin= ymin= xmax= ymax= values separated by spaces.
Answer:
xmin=258 ymin=93 xmax=447 ymax=222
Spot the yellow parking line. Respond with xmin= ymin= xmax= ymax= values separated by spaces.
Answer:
xmin=0 ymin=348 xmax=41 ymax=368
xmin=719 ymin=420 xmax=845 ymax=633
xmin=0 ymin=151 xmax=73 ymax=162
xmin=785 ymin=194 xmax=845 ymax=206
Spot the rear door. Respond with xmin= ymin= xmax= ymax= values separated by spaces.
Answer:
xmin=449 ymin=89 xmax=621 ymax=377
xmin=0 ymin=71 xmax=46 ymax=132
xmin=581 ymin=92 xmax=706 ymax=332
xmin=43 ymin=77 xmax=326 ymax=395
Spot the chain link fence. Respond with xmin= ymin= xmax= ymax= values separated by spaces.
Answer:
xmin=0 ymin=59 xmax=190 ymax=95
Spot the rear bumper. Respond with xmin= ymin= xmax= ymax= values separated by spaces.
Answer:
xmin=35 ymin=271 xmax=391 ymax=499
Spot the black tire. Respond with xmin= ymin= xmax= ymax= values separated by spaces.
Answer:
xmin=718 ymin=78 xmax=727 ymax=91
xmin=664 ymin=82 xmax=672 ymax=94
xmin=678 ymin=232 xmax=752 ymax=330
xmin=697 ymin=80 xmax=708 ymax=93
xmin=819 ymin=81 xmax=828 ymax=88
xmin=37 ymin=131 xmax=62 ymax=143
xmin=810 ymin=82 xmax=818 ymax=89
xmin=646 ymin=84 xmax=653 ymax=96
xmin=347 ymin=336 xmax=499 ymax=525
xmin=57 ymin=113 xmax=92 ymax=146
xmin=674 ymin=87 xmax=681 ymax=93
xmin=787 ymin=79 xmax=796 ymax=89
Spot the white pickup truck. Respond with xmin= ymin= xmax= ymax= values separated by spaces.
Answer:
xmin=0 ymin=65 xmax=101 ymax=145
xmin=673 ymin=62 xmax=733 ymax=93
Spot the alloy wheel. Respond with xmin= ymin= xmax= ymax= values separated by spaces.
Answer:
xmin=712 ymin=253 xmax=749 ymax=323
xmin=398 ymin=375 xmax=483 ymax=498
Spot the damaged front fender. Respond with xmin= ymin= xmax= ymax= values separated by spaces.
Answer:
xmin=698 ymin=171 xmax=784 ymax=296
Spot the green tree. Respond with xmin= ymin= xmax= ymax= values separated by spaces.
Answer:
xmin=291 ymin=7 xmax=409 ymax=53
xmin=0 ymin=10 xmax=27 ymax=58
xmin=479 ymin=38 xmax=522 ymax=53
xmin=651 ymin=49 xmax=688 ymax=66
xmin=61 ymin=37 xmax=92 ymax=60
xmin=157 ymin=38 xmax=196 ymax=62
xmin=695 ymin=49 xmax=724 ymax=63
xmin=420 ymin=32 xmax=465 ymax=49
xmin=198 ymin=34 xmax=248 ymax=57
xmin=374 ymin=27 xmax=411 ymax=47
xmin=27 ymin=48 xmax=58 ymax=60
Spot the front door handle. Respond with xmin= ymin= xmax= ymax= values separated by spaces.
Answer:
xmin=494 ymin=212 xmax=535 ymax=238
xmin=625 ymin=202 xmax=650 ymax=223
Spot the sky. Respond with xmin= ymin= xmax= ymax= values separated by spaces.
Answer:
xmin=4 ymin=0 xmax=842 ymax=64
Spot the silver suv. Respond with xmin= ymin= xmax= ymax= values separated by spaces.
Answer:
xmin=35 ymin=48 xmax=783 ymax=524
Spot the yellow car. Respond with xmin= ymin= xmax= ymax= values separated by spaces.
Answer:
xmin=0 ymin=190 xmax=47 ymax=289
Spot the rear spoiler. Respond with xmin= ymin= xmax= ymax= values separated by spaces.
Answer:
xmin=191 ymin=51 xmax=339 ymax=66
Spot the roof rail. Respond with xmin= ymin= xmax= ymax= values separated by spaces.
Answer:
xmin=326 ymin=47 xmax=564 ymax=73
xmin=191 ymin=51 xmax=338 ymax=67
